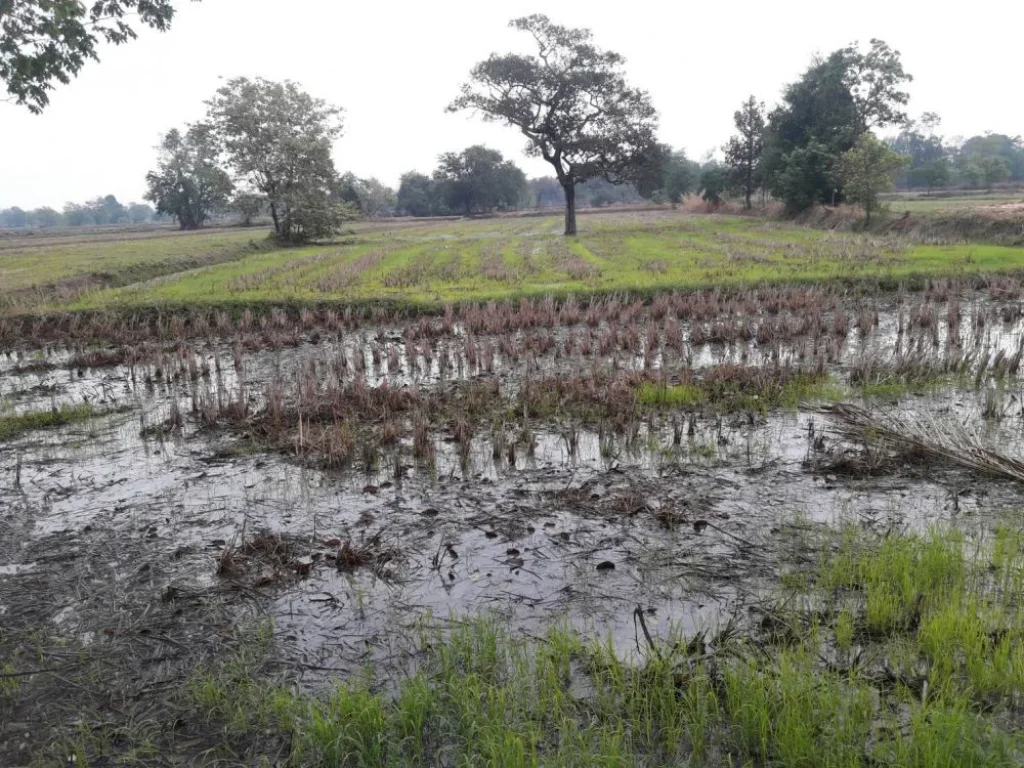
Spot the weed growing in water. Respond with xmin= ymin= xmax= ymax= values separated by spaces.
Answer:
xmin=0 ymin=403 xmax=98 ymax=442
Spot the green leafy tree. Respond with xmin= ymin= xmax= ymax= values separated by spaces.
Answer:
xmin=127 ymin=202 xmax=154 ymax=224
xmin=723 ymin=96 xmax=765 ymax=209
xmin=1 ymin=0 xmax=197 ymax=113
xmin=979 ymin=156 xmax=1011 ymax=191
xmin=62 ymin=202 xmax=90 ymax=226
xmin=773 ymin=142 xmax=840 ymax=211
xmin=349 ymin=176 xmax=398 ymax=218
xmin=274 ymin=188 xmax=356 ymax=242
xmin=959 ymin=134 xmax=1024 ymax=181
xmin=663 ymin=151 xmax=700 ymax=204
xmin=908 ymin=158 xmax=951 ymax=195
xmin=699 ymin=165 xmax=729 ymax=206
xmin=839 ymin=133 xmax=909 ymax=223
xmin=632 ymin=144 xmax=698 ymax=204
xmin=30 ymin=206 xmax=62 ymax=227
xmin=763 ymin=40 xmax=911 ymax=211
xmin=0 ymin=206 xmax=27 ymax=227
xmin=206 ymin=77 xmax=345 ymax=243
xmin=432 ymin=146 xmax=526 ymax=214
xmin=86 ymin=194 xmax=128 ymax=224
xmin=396 ymin=172 xmax=439 ymax=217
xmin=448 ymin=14 xmax=658 ymax=235
xmin=959 ymin=160 xmax=984 ymax=189
xmin=230 ymin=193 xmax=264 ymax=226
xmin=145 ymin=124 xmax=232 ymax=230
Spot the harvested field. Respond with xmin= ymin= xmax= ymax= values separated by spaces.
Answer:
xmin=4 ymin=212 xmax=1024 ymax=764
xmin=4 ymin=211 xmax=1024 ymax=320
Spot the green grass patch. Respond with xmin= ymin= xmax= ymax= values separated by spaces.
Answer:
xmin=636 ymin=381 xmax=706 ymax=408
xmin=638 ymin=372 xmax=846 ymax=413
xmin=0 ymin=403 xmax=98 ymax=441
xmin=9 ymin=212 xmax=1024 ymax=316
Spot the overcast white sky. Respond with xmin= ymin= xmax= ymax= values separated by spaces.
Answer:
xmin=2 ymin=0 xmax=1022 ymax=209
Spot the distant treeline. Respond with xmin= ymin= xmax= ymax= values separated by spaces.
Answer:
xmin=389 ymin=145 xmax=700 ymax=218
xmin=0 ymin=195 xmax=157 ymax=229
xmin=890 ymin=127 xmax=1024 ymax=193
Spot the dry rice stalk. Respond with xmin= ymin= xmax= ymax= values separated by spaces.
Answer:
xmin=825 ymin=403 xmax=1024 ymax=483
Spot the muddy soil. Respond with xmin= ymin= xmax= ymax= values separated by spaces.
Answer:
xmin=3 ymin=292 xmax=1024 ymax=759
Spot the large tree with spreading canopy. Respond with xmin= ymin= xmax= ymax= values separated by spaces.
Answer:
xmin=448 ymin=14 xmax=658 ymax=235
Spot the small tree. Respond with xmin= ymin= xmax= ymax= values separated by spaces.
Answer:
xmin=63 ymin=202 xmax=90 ymax=227
xmin=86 ymin=195 xmax=128 ymax=225
xmin=723 ymin=96 xmax=765 ymax=209
xmin=206 ymin=78 xmax=345 ymax=243
xmin=145 ymin=124 xmax=232 ymax=230
xmin=912 ymin=158 xmax=951 ymax=195
xmin=449 ymin=15 xmax=658 ymax=235
xmin=700 ymin=166 xmax=729 ymax=206
xmin=276 ymin=189 xmax=354 ymax=242
xmin=231 ymin=193 xmax=265 ymax=226
xmin=0 ymin=207 xmax=27 ymax=228
xmin=839 ymin=133 xmax=908 ymax=223
xmin=979 ymin=156 xmax=1010 ymax=191
xmin=127 ymin=203 xmax=155 ymax=224
xmin=396 ymin=172 xmax=438 ymax=217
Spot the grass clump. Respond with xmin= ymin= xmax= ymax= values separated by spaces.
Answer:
xmin=638 ymin=369 xmax=844 ymax=413
xmin=636 ymin=381 xmax=706 ymax=408
xmin=818 ymin=523 xmax=1024 ymax=708
xmin=0 ymin=403 xmax=98 ymax=441
xmin=181 ymin=522 xmax=1024 ymax=768
xmin=26 ymin=522 xmax=1024 ymax=766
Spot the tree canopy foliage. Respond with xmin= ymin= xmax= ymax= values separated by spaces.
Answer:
xmin=145 ymin=123 xmax=232 ymax=230
xmin=724 ymin=97 xmax=766 ymax=209
xmin=839 ymin=132 xmax=908 ymax=222
xmin=0 ymin=0 xmax=196 ymax=113
xmin=762 ymin=40 xmax=911 ymax=211
xmin=205 ymin=78 xmax=347 ymax=242
xmin=449 ymin=14 xmax=658 ymax=235
xmin=433 ymin=146 xmax=526 ymax=215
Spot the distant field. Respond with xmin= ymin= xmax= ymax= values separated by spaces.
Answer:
xmin=0 ymin=220 xmax=430 ymax=311
xmin=882 ymin=192 xmax=1024 ymax=214
xmin=5 ymin=210 xmax=1024 ymax=315
xmin=0 ymin=227 xmax=260 ymax=302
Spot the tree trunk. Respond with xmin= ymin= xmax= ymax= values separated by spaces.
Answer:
xmin=745 ymin=187 xmax=752 ymax=210
xmin=270 ymin=201 xmax=281 ymax=234
xmin=563 ymin=182 xmax=577 ymax=236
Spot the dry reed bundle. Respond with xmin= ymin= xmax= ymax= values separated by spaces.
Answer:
xmin=825 ymin=403 xmax=1024 ymax=483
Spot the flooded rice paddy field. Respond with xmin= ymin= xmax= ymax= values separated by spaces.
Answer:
xmin=4 ymin=285 xmax=1024 ymax=681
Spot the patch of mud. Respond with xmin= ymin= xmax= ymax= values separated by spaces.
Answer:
xmin=3 ymin=291 xmax=1024 ymax=703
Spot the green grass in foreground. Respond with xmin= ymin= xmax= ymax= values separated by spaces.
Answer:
xmin=145 ymin=523 xmax=1024 ymax=767
xmin=10 ymin=211 xmax=1023 ymax=315
xmin=0 ymin=403 xmax=97 ymax=441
